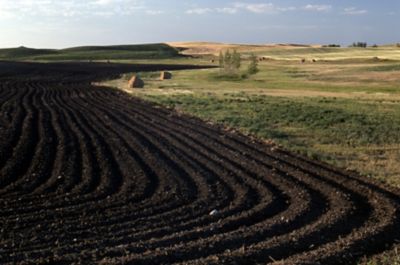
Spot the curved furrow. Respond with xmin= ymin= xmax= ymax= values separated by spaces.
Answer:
xmin=92 ymin=89 xmax=396 ymax=262
xmin=0 ymin=85 xmax=255 ymax=260
xmin=68 ymin=88 xmax=160 ymax=200
xmin=0 ymin=106 xmax=209 ymax=256
xmin=33 ymin=84 xmax=83 ymax=194
xmin=0 ymin=84 xmax=203 ymax=252
xmin=0 ymin=82 xmax=32 ymax=171
xmin=87 ymin=91 xmax=310 ymax=230
xmin=0 ymin=83 xmax=40 ymax=193
xmin=58 ymin=88 xmax=224 ymax=226
xmin=6 ymin=83 xmax=59 ymax=195
xmin=208 ymin=129 xmax=400 ymax=262
xmin=0 ymin=86 xmax=125 ymax=209
xmin=60 ymin=93 xmax=121 ymax=197
xmin=72 ymin=87 xmax=360 ymax=260
xmin=0 ymin=84 xmax=19 ymax=123
xmin=0 ymin=82 xmax=19 ymax=109
xmin=3 ymin=83 xmax=378 ymax=262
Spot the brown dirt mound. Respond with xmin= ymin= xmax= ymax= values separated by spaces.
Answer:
xmin=0 ymin=62 xmax=399 ymax=264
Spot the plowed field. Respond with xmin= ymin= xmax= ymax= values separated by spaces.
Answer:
xmin=0 ymin=62 xmax=399 ymax=264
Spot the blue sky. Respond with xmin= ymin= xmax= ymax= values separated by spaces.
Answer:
xmin=0 ymin=0 xmax=399 ymax=48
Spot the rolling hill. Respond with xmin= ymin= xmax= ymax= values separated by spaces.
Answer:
xmin=0 ymin=43 xmax=181 ymax=61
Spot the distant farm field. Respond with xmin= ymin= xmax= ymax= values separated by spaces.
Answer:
xmin=168 ymin=42 xmax=400 ymax=60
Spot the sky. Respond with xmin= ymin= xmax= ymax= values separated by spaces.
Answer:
xmin=0 ymin=0 xmax=399 ymax=48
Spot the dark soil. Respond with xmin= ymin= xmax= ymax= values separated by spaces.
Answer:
xmin=0 ymin=62 xmax=399 ymax=265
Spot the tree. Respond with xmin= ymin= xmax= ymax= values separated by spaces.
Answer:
xmin=323 ymin=44 xmax=341 ymax=48
xmin=350 ymin=42 xmax=367 ymax=48
xmin=218 ymin=49 xmax=241 ymax=76
xmin=247 ymin=53 xmax=259 ymax=75
xmin=232 ymin=49 xmax=241 ymax=70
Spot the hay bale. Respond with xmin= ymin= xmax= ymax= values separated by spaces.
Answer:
xmin=128 ymin=75 xmax=144 ymax=88
xmin=160 ymin=71 xmax=172 ymax=80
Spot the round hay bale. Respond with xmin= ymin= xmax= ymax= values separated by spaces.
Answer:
xmin=160 ymin=71 xmax=172 ymax=81
xmin=128 ymin=75 xmax=144 ymax=88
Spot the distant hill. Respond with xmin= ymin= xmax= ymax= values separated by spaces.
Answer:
xmin=167 ymin=42 xmax=321 ymax=56
xmin=0 ymin=44 xmax=181 ymax=61
xmin=0 ymin=46 xmax=59 ymax=59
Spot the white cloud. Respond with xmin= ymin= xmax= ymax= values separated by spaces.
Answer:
xmin=185 ymin=8 xmax=213 ymax=15
xmin=233 ymin=2 xmax=296 ymax=13
xmin=303 ymin=4 xmax=332 ymax=12
xmin=185 ymin=2 xmax=296 ymax=15
xmin=92 ymin=0 xmax=116 ymax=6
xmin=215 ymin=7 xmax=238 ymax=14
xmin=233 ymin=3 xmax=276 ymax=14
xmin=146 ymin=10 xmax=164 ymax=15
xmin=0 ymin=0 xmax=152 ymax=19
xmin=343 ymin=7 xmax=368 ymax=15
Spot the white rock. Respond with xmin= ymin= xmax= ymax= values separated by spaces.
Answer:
xmin=209 ymin=209 xmax=219 ymax=216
